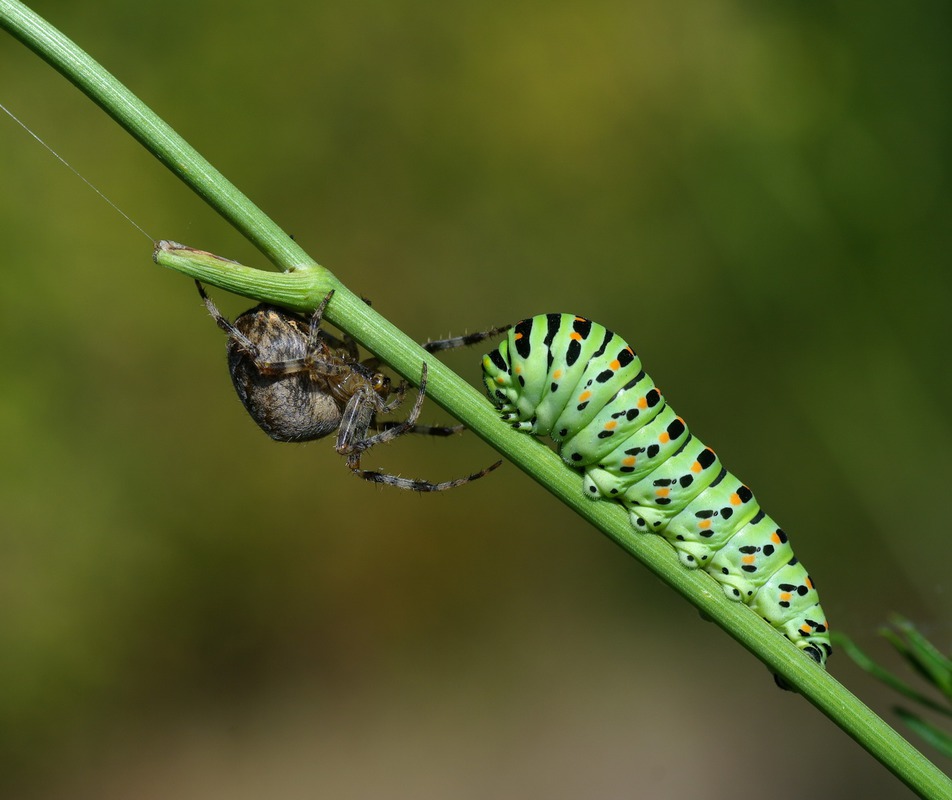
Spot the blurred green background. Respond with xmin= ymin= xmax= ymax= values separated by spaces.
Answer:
xmin=2 ymin=1 xmax=951 ymax=797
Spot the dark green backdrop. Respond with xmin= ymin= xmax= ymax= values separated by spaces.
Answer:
xmin=2 ymin=1 xmax=950 ymax=797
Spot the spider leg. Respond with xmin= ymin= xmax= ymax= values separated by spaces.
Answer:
xmin=198 ymin=282 xmax=347 ymax=379
xmin=345 ymin=452 xmax=502 ymax=492
xmin=337 ymin=362 xmax=502 ymax=491
xmin=246 ymin=290 xmax=351 ymax=379
xmin=356 ymin=317 xmax=508 ymax=371
xmin=379 ymin=324 xmax=510 ymax=433
xmin=306 ymin=289 xmax=336 ymax=351
xmin=374 ymin=421 xmax=466 ymax=436
xmin=251 ymin=349 xmax=348 ymax=379
xmin=196 ymin=281 xmax=259 ymax=354
xmin=337 ymin=368 xmax=425 ymax=455
xmin=422 ymin=324 xmax=511 ymax=353
xmin=228 ymin=327 xmax=348 ymax=379
xmin=377 ymin=379 xmax=409 ymax=415
xmin=374 ymin=323 xmax=503 ymax=433
xmin=335 ymin=388 xmax=377 ymax=453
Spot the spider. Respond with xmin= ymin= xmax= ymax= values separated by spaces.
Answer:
xmin=196 ymin=282 xmax=506 ymax=491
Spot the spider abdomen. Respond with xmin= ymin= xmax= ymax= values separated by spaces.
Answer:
xmin=227 ymin=305 xmax=343 ymax=442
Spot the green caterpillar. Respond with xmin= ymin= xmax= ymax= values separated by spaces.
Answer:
xmin=482 ymin=313 xmax=831 ymax=670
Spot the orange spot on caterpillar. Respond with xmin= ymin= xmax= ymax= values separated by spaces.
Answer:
xmin=730 ymin=493 xmax=741 ymax=505
xmin=771 ymin=532 xmax=781 ymax=544
xmin=553 ymin=369 xmax=562 ymax=380
xmin=698 ymin=519 xmax=711 ymax=530
xmin=514 ymin=332 xmax=523 ymax=340
xmin=742 ymin=555 xmax=756 ymax=565
xmin=609 ymin=359 xmax=620 ymax=370
xmin=604 ymin=420 xmax=617 ymax=430
xmin=691 ymin=461 xmax=702 ymax=473
xmin=495 ymin=376 xmax=506 ymax=385
xmin=806 ymin=577 xmax=814 ymax=590
xmin=659 ymin=432 xmax=670 ymax=444
xmin=780 ymin=592 xmax=792 ymax=603
xmin=570 ymin=332 xmax=583 ymax=341
xmin=656 ymin=487 xmax=670 ymax=498
xmin=579 ymin=390 xmax=591 ymax=402
xmin=800 ymin=623 xmax=812 ymax=634
xmin=622 ymin=456 xmax=636 ymax=467
xmin=637 ymin=396 xmax=648 ymax=409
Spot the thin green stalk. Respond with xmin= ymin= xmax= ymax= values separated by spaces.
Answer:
xmin=2 ymin=2 xmax=950 ymax=797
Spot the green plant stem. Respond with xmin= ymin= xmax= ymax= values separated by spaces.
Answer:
xmin=3 ymin=2 xmax=951 ymax=798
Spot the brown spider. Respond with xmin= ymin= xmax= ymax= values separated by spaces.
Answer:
xmin=197 ymin=282 xmax=505 ymax=491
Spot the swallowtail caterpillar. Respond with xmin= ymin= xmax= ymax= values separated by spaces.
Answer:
xmin=482 ymin=313 xmax=831 ymax=673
